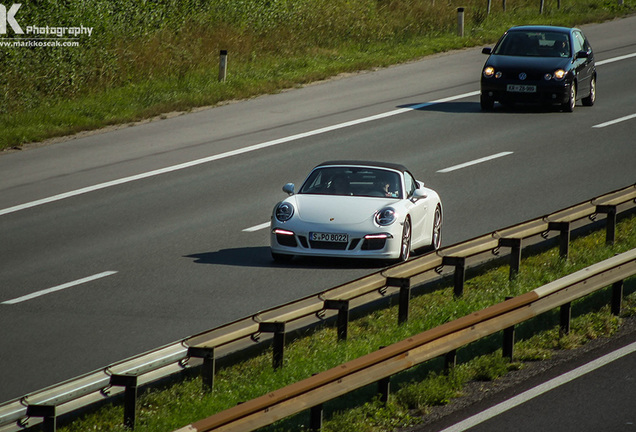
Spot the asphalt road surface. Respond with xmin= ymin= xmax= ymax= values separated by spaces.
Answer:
xmin=1 ymin=16 xmax=635 ymax=403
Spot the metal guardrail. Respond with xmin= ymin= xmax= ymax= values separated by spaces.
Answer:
xmin=177 ymin=248 xmax=636 ymax=432
xmin=1 ymin=184 xmax=634 ymax=432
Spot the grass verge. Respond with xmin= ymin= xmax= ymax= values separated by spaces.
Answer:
xmin=57 ymin=214 xmax=636 ymax=432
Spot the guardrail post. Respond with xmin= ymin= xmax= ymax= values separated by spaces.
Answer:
xmin=188 ymin=346 xmax=216 ymax=392
xmin=503 ymin=325 xmax=515 ymax=361
xmin=310 ymin=404 xmax=323 ymax=431
xmin=378 ymin=376 xmax=391 ymax=404
xmin=260 ymin=322 xmax=286 ymax=369
xmin=324 ymin=299 xmax=350 ymax=341
xmin=444 ymin=349 xmax=457 ymax=373
xmin=502 ymin=297 xmax=515 ymax=361
xmin=549 ymin=222 xmax=570 ymax=259
xmin=110 ymin=374 xmax=138 ymax=430
xmin=611 ymin=280 xmax=624 ymax=316
xmin=560 ymin=302 xmax=571 ymax=336
xmin=26 ymin=405 xmax=56 ymax=432
xmin=499 ymin=238 xmax=522 ymax=280
xmin=387 ymin=277 xmax=411 ymax=324
xmin=596 ymin=205 xmax=617 ymax=245
xmin=443 ymin=257 xmax=466 ymax=297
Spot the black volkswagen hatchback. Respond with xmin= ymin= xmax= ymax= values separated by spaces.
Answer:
xmin=480 ymin=25 xmax=596 ymax=112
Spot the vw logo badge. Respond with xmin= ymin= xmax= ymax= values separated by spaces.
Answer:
xmin=519 ymin=72 xmax=527 ymax=80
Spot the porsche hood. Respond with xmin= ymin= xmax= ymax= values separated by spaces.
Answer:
xmin=289 ymin=195 xmax=397 ymax=225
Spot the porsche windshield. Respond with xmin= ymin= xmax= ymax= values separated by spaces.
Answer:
xmin=299 ymin=167 xmax=403 ymax=198
xmin=494 ymin=31 xmax=571 ymax=58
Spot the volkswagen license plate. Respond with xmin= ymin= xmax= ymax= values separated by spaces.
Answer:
xmin=507 ymin=84 xmax=536 ymax=93
xmin=310 ymin=232 xmax=348 ymax=242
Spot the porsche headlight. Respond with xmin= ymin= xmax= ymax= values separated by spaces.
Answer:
xmin=275 ymin=202 xmax=294 ymax=222
xmin=375 ymin=208 xmax=396 ymax=226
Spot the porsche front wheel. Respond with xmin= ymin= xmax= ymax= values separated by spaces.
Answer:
xmin=430 ymin=205 xmax=442 ymax=251
xmin=399 ymin=217 xmax=412 ymax=262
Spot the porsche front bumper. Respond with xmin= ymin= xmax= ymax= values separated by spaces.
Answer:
xmin=270 ymin=221 xmax=403 ymax=259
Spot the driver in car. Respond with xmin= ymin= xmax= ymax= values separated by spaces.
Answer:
xmin=378 ymin=173 xmax=400 ymax=198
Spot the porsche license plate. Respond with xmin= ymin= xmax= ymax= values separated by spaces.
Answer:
xmin=507 ymin=84 xmax=536 ymax=93
xmin=310 ymin=232 xmax=349 ymax=242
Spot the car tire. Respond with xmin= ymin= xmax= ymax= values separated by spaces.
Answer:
xmin=398 ymin=217 xmax=412 ymax=262
xmin=430 ymin=205 xmax=442 ymax=251
xmin=272 ymin=252 xmax=293 ymax=263
xmin=562 ymin=82 xmax=576 ymax=112
xmin=480 ymin=94 xmax=494 ymax=111
xmin=582 ymin=76 xmax=596 ymax=106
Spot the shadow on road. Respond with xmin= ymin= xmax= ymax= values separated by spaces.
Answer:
xmin=399 ymin=101 xmax=569 ymax=114
xmin=184 ymin=247 xmax=387 ymax=270
xmin=399 ymin=101 xmax=479 ymax=113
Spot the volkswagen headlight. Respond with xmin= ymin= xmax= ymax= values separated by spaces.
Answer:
xmin=553 ymin=69 xmax=566 ymax=80
xmin=544 ymin=69 xmax=566 ymax=81
xmin=483 ymin=66 xmax=495 ymax=78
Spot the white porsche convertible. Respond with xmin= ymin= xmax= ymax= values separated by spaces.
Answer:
xmin=270 ymin=161 xmax=442 ymax=263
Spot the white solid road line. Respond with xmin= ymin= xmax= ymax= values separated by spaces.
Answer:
xmin=243 ymin=222 xmax=270 ymax=232
xmin=592 ymin=113 xmax=636 ymax=128
xmin=0 ymin=91 xmax=479 ymax=218
xmin=438 ymin=340 xmax=636 ymax=432
xmin=437 ymin=152 xmax=514 ymax=173
xmin=1 ymin=271 xmax=118 ymax=305
xmin=596 ymin=52 xmax=636 ymax=66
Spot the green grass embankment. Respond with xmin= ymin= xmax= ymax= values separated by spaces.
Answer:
xmin=2 ymin=0 xmax=635 ymax=151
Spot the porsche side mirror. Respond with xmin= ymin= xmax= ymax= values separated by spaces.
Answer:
xmin=411 ymin=188 xmax=427 ymax=201
xmin=482 ymin=47 xmax=492 ymax=55
xmin=283 ymin=183 xmax=295 ymax=195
